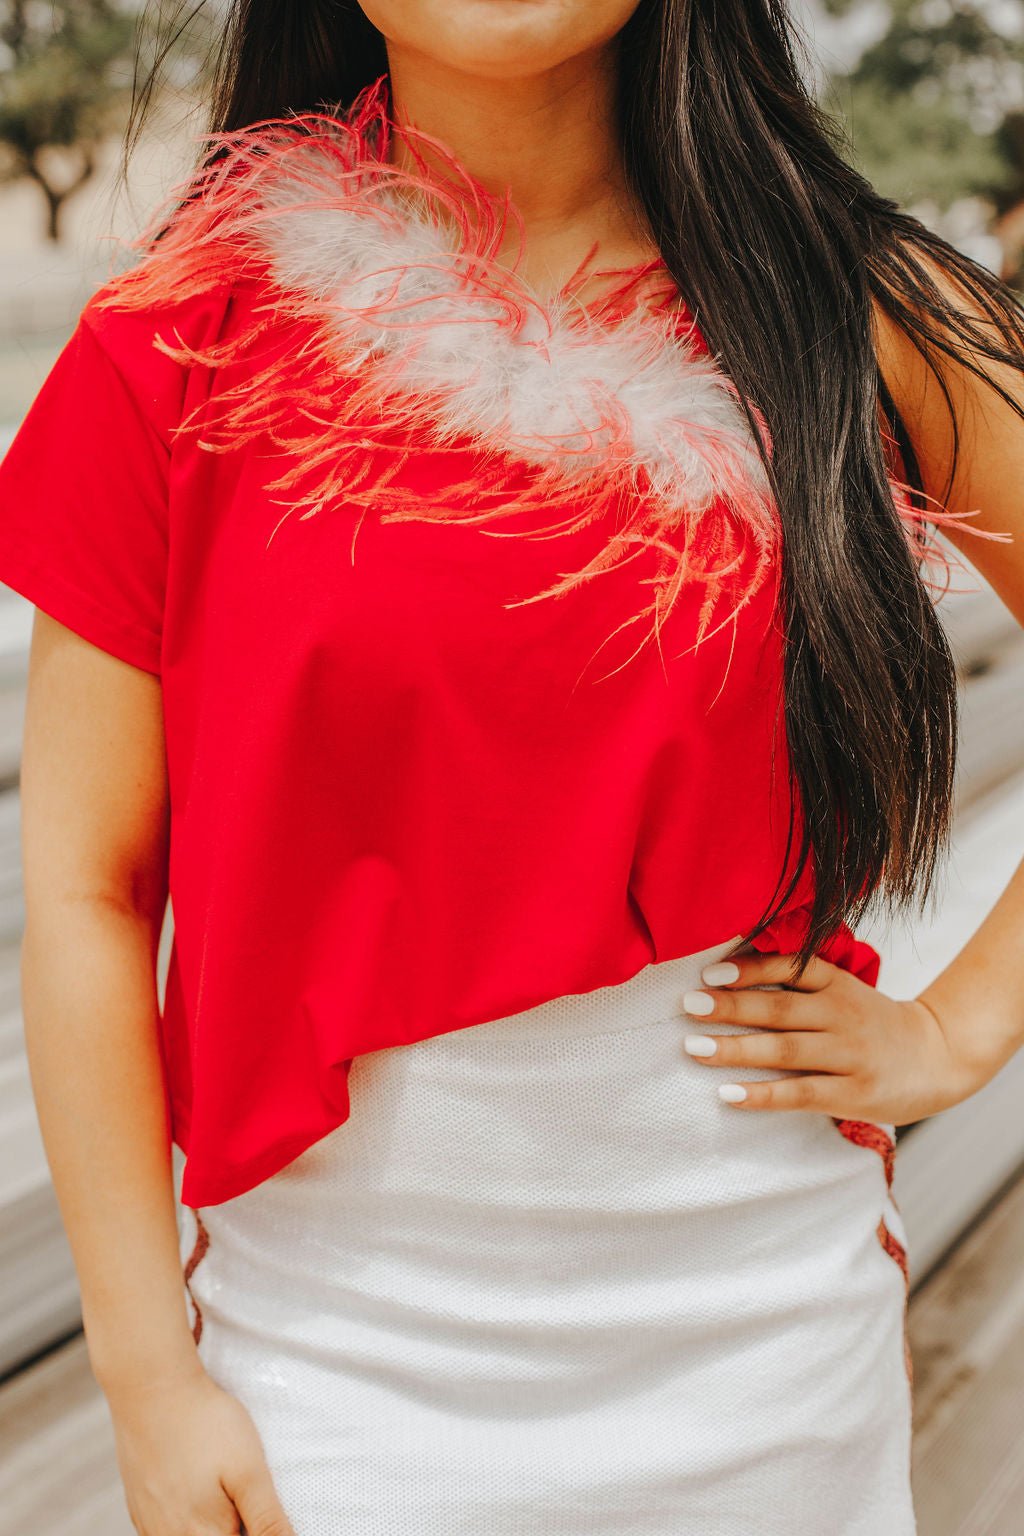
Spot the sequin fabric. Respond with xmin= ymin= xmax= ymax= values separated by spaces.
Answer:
xmin=178 ymin=934 xmax=916 ymax=1534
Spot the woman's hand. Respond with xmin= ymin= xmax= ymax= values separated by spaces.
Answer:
xmin=105 ymin=1360 xmax=297 ymax=1536
xmin=679 ymin=950 xmax=993 ymax=1124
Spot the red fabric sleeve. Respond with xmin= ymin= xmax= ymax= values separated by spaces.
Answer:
xmin=748 ymin=906 xmax=883 ymax=988
xmin=0 ymin=302 xmax=173 ymax=675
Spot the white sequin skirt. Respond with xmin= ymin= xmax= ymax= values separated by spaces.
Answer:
xmin=177 ymin=933 xmax=916 ymax=1535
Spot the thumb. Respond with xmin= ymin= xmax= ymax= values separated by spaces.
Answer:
xmin=224 ymin=1456 xmax=297 ymax=1536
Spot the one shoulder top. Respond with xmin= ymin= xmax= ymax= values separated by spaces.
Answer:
xmin=0 ymin=72 xmax=959 ymax=1206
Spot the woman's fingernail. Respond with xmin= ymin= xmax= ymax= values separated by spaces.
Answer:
xmin=684 ymin=1034 xmax=718 ymax=1057
xmin=719 ymin=1084 xmax=748 ymax=1103
xmin=683 ymin=989 xmax=715 ymax=1017
xmin=702 ymin=961 xmax=740 ymax=985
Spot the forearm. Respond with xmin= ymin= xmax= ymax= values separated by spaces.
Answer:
xmin=20 ymin=896 xmax=201 ymax=1396
xmin=915 ymin=846 xmax=1024 ymax=1084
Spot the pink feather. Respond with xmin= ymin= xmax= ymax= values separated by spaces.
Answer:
xmin=95 ymin=71 xmax=1007 ymax=666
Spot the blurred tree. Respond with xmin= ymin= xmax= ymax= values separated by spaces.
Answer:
xmin=0 ymin=0 xmax=216 ymax=243
xmin=820 ymin=0 xmax=1024 ymax=210
xmin=0 ymin=0 xmax=142 ymax=241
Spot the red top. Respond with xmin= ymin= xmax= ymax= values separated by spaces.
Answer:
xmin=0 ymin=78 xmax=884 ymax=1206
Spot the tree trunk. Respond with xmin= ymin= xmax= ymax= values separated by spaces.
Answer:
xmin=24 ymin=148 xmax=96 ymax=244
xmin=43 ymin=187 xmax=63 ymax=244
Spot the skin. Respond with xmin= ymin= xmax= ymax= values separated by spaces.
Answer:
xmin=17 ymin=3 xmax=1024 ymax=1534
xmin=358 ymin=0 xmax=663 ymax=290
xmin=680 ymin=281 xmax=1024 ymax=1116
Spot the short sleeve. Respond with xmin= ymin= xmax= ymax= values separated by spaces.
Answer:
xmin=0 ymin=303 xmax=172 ymax=675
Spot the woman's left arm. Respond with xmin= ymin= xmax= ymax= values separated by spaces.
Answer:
xmin=677 ymin=270 xmax=1024 ymax=1121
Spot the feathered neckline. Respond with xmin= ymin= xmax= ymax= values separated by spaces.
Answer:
xmin=99 ymin=72 xmax=790 ymax=676
xmin=96 ymin=72 xmax=1003 ymax=676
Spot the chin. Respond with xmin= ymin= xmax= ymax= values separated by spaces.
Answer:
xmin=356 ymin=0 xmax=642 ymax=79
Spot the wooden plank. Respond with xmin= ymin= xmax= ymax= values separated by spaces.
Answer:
xmin=909 ymin=1169 xmax=1024 ymax=1534
xmin=954 ymin=622 xmax=1024 ymax=812
xmin=0 ymin=1332 xmax=133 ymax=1536
xmin=894 ymin=1048 xmax=1024 ymax=1290
xmin=0 ymin=1042 xmax=82 ymax=1368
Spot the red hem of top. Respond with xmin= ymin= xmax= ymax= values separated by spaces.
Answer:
xmin=0 ymin=542 xmax=162 ymax=676
xmin=176 ymin=1112 xmax=354 ymax=1209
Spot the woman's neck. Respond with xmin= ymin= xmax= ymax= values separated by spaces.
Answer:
xmin=382 ymin=44 xmax=658 ymax=283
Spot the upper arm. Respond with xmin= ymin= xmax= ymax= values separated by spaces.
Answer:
xmin=871 ymin=262 xmax=1024 ymax=629
xmin=0 ymin=292 xmax=190 ymax=923
xmin=20 ymin=610 xmax=170 ymax=927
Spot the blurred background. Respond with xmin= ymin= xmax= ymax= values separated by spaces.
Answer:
xmin=0 ymin=3 xmax=1023 ymax=1533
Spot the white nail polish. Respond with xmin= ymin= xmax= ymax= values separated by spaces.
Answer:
xmin=684 ymin=1035 xmax=718 ymax=1057
xmin=719 ymin=1084 xmax=748 ymax=1103
xmin=702 ymin=961 xmax=740 ymax=986
xmin=683 ymin=989 xmax=715 ymax=1017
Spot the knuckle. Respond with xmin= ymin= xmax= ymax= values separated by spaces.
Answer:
xmin=837 ymin=984 xmax=864 ymax=1019
xmin=831 ymin=992 xmax=855 ymax=1025
xmin=715 ymin=1032 xmax=741 ymax=1062
xmin=709 ymin=990 xmax=736 ymax=1021
xmin=243 ymin=1519 xmax=286 ymax=1536
xmin=776 ymin=1032 xmax=800 ymax=1068
xmin=787 ymin=1076 xmax=813 ymax=1109
xmin=761 ymin=989 xmax=789 ymax=1026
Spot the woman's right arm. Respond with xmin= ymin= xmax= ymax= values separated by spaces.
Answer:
xmin=19 ymin=608 xmax=296 ymax=1536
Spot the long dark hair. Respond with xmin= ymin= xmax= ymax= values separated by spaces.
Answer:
xmin=127 ymin=0 xmax=1024 ymax=975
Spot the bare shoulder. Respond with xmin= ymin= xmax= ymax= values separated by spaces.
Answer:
xmin=869 ymin=245 xmax=1024 ymax=626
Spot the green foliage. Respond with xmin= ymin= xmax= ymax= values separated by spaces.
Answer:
xmin=820 ymin=0 xmax=1024 ymax=211
xmin=0 ymin=2 xmax=135 ymax=145
xmin=0 ymin=0 xmax=216 ymax=241
xmin=0 ymin=0 xmax=141 ymax=238
xmin=824 ymin=73 xmax=1012 ymax=207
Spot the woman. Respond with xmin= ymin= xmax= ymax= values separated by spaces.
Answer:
xmin=1 ymin=0 xmax=1023 ymax=1532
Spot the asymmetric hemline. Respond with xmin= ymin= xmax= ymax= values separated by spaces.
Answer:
xmin=0 ymin=70 xmax=898 ymax=1208
xmin=179 ymin=935 xmax=915 ymax=1534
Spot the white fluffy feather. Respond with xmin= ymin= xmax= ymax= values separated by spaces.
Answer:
xmin=256 ymin=155 xmax=773 ymax=526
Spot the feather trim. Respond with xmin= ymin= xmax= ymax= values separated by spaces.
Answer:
xmin=96 ymin=71 xmax=1007 ymax=670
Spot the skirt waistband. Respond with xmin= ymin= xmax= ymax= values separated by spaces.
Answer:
xmin=466 ymin=931 xmax=749 ymax=1044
